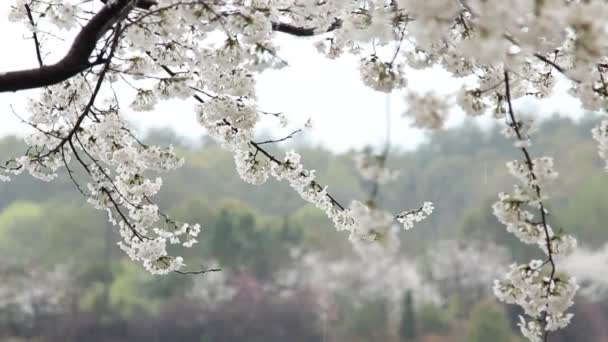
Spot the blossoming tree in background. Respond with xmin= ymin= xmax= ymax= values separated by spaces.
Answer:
xmin=3 ymin=0 xmax=608 ymax=340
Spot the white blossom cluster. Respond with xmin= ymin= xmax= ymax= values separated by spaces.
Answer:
xmin=494 ymin=262 xmax=578 ymax=340
xmin=404 ymin=91 xmax=450 ymax=129
xmin=359 ymin=55 xmax=407 ymax=92
xmin=396 ymin=202 xmax=433 ymax=230
xmin=456 ymin=88 xmax=486 ymax=116
xmin=506 ymin=157 xmax=559 ymax=190
xmin=349 ymin=142 xmax=432 ymax=252
xmin=502 ymin=118 xmax=538 ymax=148
xmin=348 ymin=200 xmax=401 ymax=253
xmin=352 ymin=151 xmax=399 ymax=185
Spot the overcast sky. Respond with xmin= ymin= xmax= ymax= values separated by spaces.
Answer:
xmin=0 ymin=3 xmax=586 ymax=153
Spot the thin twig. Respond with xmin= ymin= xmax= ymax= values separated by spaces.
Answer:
xmin=254 ymin=129 xmax=302 ymax=145
xmin=175 ymin=268 xmax=222 ymax=275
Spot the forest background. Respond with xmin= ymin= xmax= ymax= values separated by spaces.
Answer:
xmin=1 ymin=115 xmax=607 ymax=342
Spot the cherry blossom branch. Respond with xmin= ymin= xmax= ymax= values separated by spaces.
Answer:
xmin=249 ymin=140 xmax=346 ymax=211
xmin=154 ymin=62 xmax=348 ymax=212
xmin=102 ymin=187 xmax=147 ymax=242
xmin=9 ymin=105 xmax=61 ymax=140
xmin=395 ymin=202 xmax=434 ymax=230
xmin=504 ymin=70 xmax=556 ymax=269
xmin=503 ymin=70 xmax=557 ymax=341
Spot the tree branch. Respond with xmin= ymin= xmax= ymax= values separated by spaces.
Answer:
xmin=504 ymin=70 xmax=557 ymax=342
xmin=24 ymin=4 xmax=43 ymax=68
xmin=0 ymin=0 xmax=136 ymax=93
xmin=100 ymin=0 xmax=158 ymax=10
xmin=271 ymin=18 xmax=342 ymax=37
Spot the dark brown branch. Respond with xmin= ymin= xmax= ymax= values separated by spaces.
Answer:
xmin=25 ymin=4 xmax=43 ymax=67
xmin=100 ymin=0 xmax=158 ymax=10
xmin=534 ymin=53 xmax=565 ymax=75
xmin=271 ymin=22 xmax=316 ymax=36
xmin=0 ymin=0 xmax=136 ymax=93
xmin=271 ymin=18 xmax=342 ymax=37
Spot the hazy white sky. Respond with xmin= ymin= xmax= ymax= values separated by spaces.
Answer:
xmin=0 ymin=3 xmax=586 ymax=153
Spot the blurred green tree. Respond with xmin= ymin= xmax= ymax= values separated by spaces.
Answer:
xmin=400 ymin=290 xmax=416 ymax=341
xmin=466 ymin=300 xmax=515 ymax=342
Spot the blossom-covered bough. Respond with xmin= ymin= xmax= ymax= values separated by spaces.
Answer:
xmin=2 ymin=0 xmax=608 ymax=340
xmin=492 ymin=71 xmax=578 ymax=342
